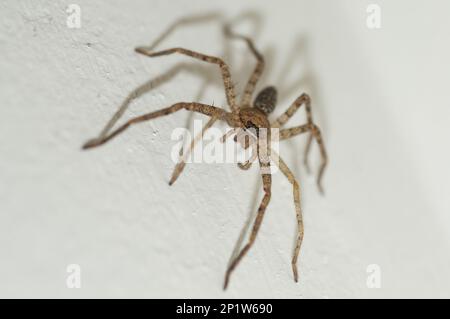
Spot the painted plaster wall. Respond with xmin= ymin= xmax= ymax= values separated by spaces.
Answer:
xmin=1 ymin=0 xmax=450 ymax=298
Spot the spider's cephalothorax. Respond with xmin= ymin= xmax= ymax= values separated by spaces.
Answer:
xmin=253 ymin=86 xmax=277 ymax=114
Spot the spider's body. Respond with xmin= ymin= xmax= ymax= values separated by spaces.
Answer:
xmin=236 ymin=86 xmax=276 ymax=131
xmin=239 ymin=105 xmax=271 ymax=130
xmin=83 ymin=23 xmax=327 ymax=290
xmin=228 ymin=86 xmax=276 ymax=149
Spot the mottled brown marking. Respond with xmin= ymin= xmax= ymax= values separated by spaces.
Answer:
xmin=254 ymin=86 xmax=277 ymax=114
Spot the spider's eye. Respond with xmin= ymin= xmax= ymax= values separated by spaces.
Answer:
xmin=254 ymin=86 xmax=277 ymax=114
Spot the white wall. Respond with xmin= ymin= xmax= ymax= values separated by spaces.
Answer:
xmin=1 ymin=0 xmax=450 ymax=298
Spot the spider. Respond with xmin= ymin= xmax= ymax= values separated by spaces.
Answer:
xmin=82 ymin=23 xmax=328 ymax=290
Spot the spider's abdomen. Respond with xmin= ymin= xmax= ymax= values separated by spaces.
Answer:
xmin=254 ymin=86 xmax=277 ymax=114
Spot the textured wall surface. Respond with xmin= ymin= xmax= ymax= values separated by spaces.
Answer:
xmin=1 ymin=0 xmax=450 ymax=298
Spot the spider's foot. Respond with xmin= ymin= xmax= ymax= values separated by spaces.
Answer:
xmin=168 ymin=174 xmax=177 ymax=186
xmin=82 ymin=138 xmax=103 ymax=150
xmin=135 ymin=46 xmax=157 ymax=56
xmin=223 ymin=274 xmax=230 ymax=291
xmin=169 ymin=162 xmax=186 ymax=186
xmin=292 ymin=264 xmax=299 ymax=283
xmin=135 ymin=46 xmax=148 ymax=55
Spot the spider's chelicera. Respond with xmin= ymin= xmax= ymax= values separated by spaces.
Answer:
xmin=82 ymin=23 xmax=327 ymax=290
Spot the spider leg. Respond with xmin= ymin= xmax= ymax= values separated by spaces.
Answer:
xmin=169 ymin=116 xmax=218 ymax=185
xmin=278 ymin=123 xmax=328 ymax=194
xmin=271 ymin=93 xmax=314 ymax=172
xmin=219 ymin=128 xmax=258 ymax=170
xmin=271 ymin=93 xmax=312 ymax=128
xmin=224 ymin=24 xmax=264 ymax=106
xmin=279 ymin=124 xmax=310 ymax=140
xmin=272 ymin=93 xmax=327 ymax=193
xmin=224 ymin=132 xmax=272 ymax=290
xmin=271 ymin=150 xmax=303 ymax=283
xmin=143 ymin=13 xmax=223 ymax=52
xmin=82 ymin=102 xmax=230 ymax=149
xmin=135 ymin=47 xmax=239 ymax=113
xmin=279 ymin=124 xmax=312 ymax=172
